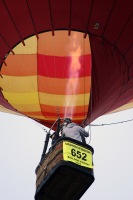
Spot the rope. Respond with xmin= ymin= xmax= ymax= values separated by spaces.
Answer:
xmin=88 ymin=33 xmax=93 ymax=144
xmin=90 ymin=118 xmax=133 ymax=126
xmin=86 ymin=118 xmax=133 ymax=144
xmin=83 ymin=33 xmax=86 ymax=119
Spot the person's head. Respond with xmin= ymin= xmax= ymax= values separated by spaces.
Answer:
xmin=64 ymin=118 xmax=72 ymax=123
xmin=60 ymin=118 xmax=72 ymax=130
xmin=63 ymin=118 xmax=72 ymax=126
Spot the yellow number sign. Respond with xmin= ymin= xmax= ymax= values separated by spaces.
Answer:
xmin=63 ymin=141 xmax=93 ymax=169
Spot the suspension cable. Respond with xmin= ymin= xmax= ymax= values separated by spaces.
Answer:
xmin=90 ymin=118 xmax=133 ymax=126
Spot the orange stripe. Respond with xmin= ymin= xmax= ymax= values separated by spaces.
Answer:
xmin=40 ymin=104 xmax=89 ymax=113
xmin=22 ymin=105 xmax=89 ymax=117
xmin=38 ymin=31 xmax=91 ymax=56
xmin=1 ymin=55 xmax=37 ymax=76
xmin=38 ymin=76 xmax=91 ymax=94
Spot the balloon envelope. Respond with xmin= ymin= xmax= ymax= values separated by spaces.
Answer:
xmin=0 ymin=0 xmax=133 ymax=127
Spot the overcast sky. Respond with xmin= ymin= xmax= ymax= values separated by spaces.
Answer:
xmin=0 ymin=109 xmax=133 ymax=200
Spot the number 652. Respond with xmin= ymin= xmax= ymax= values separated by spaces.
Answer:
xmin=71 ymin=148 xmax=87 ymax=161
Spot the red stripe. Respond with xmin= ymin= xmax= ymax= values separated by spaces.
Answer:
xmin=22 ymin=111 xmax=87 ymax=118
xmin=38 ymin=54 xmax=91 ymax=78
xmin=42 ymin=112 xmax=87 ymax=118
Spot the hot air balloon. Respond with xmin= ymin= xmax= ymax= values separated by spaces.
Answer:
xmin=0 ymin=0 xmax=133 ymax=128
xmin=0 ymin=0 xmax=133 ymax=199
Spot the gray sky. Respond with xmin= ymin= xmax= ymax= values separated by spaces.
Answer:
xmin=0 ymin=109 xmax=133 ymax=200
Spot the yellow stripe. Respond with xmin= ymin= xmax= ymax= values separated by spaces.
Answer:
xmin=12 ymin=104 xmax=41 ymax=112
xmin=109 ymin=101 xmax=133 ymax=114
xmin=1 ymin=91 xmax=90 ymax=109
xmin=0 ymin=75 xmax=91 ymax=94
xmin=0 ymin=76 xmax=37 ymax=92
xmin=29 ymin=115 xmax=84 ymax=122
xmin=28 ymin=116 xmax=85 ymax=121
xmin=0 ymin=105 xmax=23 ymax=116
xmin=12 ymin=36 xmax=37 ymax=54
xmin=2 ymin=92 xmax=39 ymax=104
xmin=39 ymin=92 xmax=90 ymax=106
